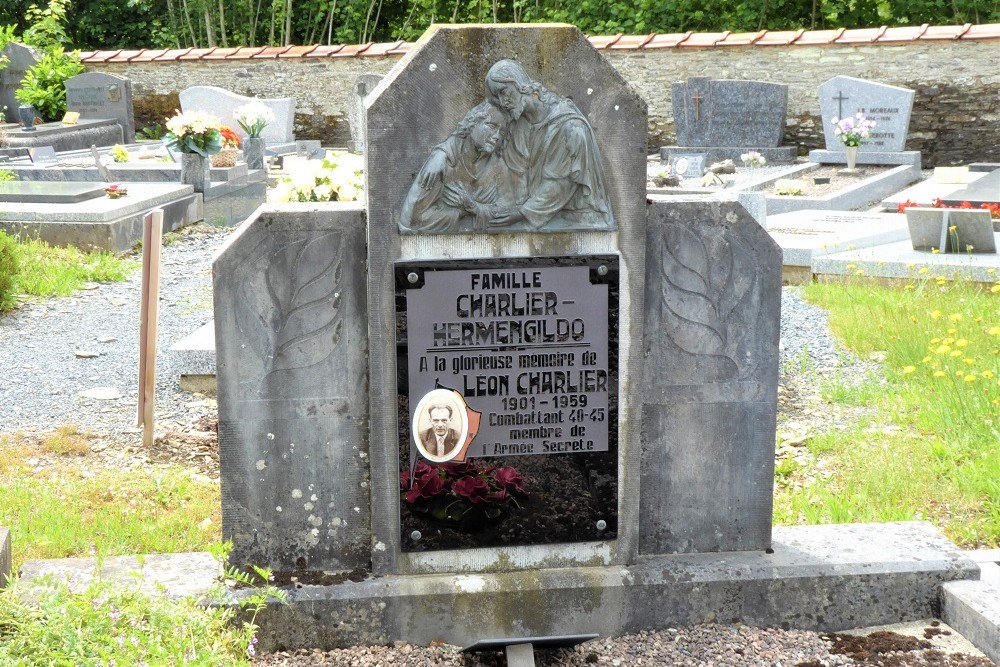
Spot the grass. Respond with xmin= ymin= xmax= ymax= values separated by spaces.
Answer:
xmin=0 ymin=429 xmax=221 ymax=572
xmin=0 ymin=232 xmax=138 ymax=311
xmin=774 ymin=272 xmax=1000 ymax=548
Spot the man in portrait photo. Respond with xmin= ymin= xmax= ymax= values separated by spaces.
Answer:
xmin=420 ymin=403 xmax=461 ymax=458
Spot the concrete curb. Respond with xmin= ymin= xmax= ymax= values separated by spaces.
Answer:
xmin=942 ymin=580 xmax=1000 ymax=664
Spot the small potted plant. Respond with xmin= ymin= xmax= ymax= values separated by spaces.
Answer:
xmin=400 ymin=460 xmax=528 ymax=530
xmin=104 ymin=183 xmax=128 ymax=199
xmin=830 ymin=113 xmax=875 ymax=170
xmin=211 ymin=126 xmax=241 ymax=167
xmin=233 ymin=101 xmax=276 ymax=170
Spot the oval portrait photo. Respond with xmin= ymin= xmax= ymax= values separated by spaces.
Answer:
xmin=412 ymin=389 xmax=470 ymax=462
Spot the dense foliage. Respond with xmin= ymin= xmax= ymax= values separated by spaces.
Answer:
xmin=0 ymin=0 xmax=996 ymax=50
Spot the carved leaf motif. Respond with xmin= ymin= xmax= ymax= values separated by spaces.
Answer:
xmin=264 ymin=232 xmax=345 ymax=373
xmin=660 ymin=223 xmax=727 ymax=356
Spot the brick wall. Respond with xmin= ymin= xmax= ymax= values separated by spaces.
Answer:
xmin=88 ymin=32 xmax=1000 ymax=167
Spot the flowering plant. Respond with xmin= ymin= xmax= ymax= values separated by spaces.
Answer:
xmin=163 ymin=110 xmax=223 ymax=157
xmin=400 ymin=460 xmax=528 ymax=524
xmin=773 ymin=178 xmax=805 ymax=196
xmin=112 ymin=144 xmax=129 ymax=163
xmin=219 ymin=126 xmax=241 ymax=149
xmin=104 ymin=184 xmax=127 ymax=199
xmin=831 ymin=113 xmax=875 ymax=148
xmin=740 ymin=150 xmax=766 ymax=168
xmin=272 ymin=151 xmax=363 ymax=203
xmin=897 ymin=198 xmax=1000 ymax=220
xmin=233 ymin=101 xmax=275 ymax=138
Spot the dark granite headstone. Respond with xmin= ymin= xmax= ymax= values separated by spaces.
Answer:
xmin=0 ymin=43 xmax=39 ymax=121
xmin=818 ymin=76 xmax=914 ymax=153
xmin=0 ymin=181 xmax=106 ymax=203
xmin=66 ymin=72 xmax=135 ymax=143
xmin=672 ymin=77 xmax=788 ymax=148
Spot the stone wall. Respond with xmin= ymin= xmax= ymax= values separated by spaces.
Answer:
xmin=95 ymin=38 xmax=999 ymax=166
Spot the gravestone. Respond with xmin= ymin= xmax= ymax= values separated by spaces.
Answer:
xmin=180 ymin=86 xmax=294 ymax=146
xmin=663 ymin=78 xmax=796 ymax=163
xmin=28 ymin=145 xmax=58 ymax=163
xmin=347 ymin=74 xmax=382 ymax=153
xmin=818 ymin=76 xmax=914 ymax=153
xmin=906 ymin=208 xmax=997 ymax=254
xmin=66 ymin=72 xmax=135 ymax=143
xmin=0 ymin=43 xmax=39 ymax=122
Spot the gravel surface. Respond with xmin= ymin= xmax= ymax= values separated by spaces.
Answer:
xmin=1 ymin=226 xmax=993 ymax=667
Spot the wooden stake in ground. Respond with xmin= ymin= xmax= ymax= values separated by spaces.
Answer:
xmin=137 ymin=209 xmax=163 ymax=447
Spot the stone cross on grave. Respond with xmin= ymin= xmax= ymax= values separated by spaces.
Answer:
xmin=833 ymin=91 xmax=848 ymax=119
xmin=691 ymin=92 xmax=704 ymax=121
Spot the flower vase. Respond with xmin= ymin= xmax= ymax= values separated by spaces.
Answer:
xmin=243 ymin=136 xmax=265 ymax=170
xmin=845 ymin=145 xmax=859 ymax=171
xmin=18 ymin=105 xmax=37 ymax=131
xmin=180 ymin=152 xmax=209 ymax=193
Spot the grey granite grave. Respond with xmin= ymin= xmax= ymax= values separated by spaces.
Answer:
xmin=661 ymin=77 xmax=797 ymax=163
xmin=810 ymin=76 xmax=919 ymax=167
xmin=940 ymin=169 xmax=1000 ymax=209
xmin=0 ymin=180 xmax=106 ymax=203
xmin=766 ymin=209 xmax=909 ymax=282
xmin=641 ymin=197 xmax=781 ymax=553
xmin=347 ymin=74 xmax=382 ymax=153
xmin=214 ymin=204 xmax=372 ymax=573
xmin=0 ymin=183 xmax=200 ymax=251
xmin=0 ymin=119 xmax=123 ymax=157
xmin=180 ymin=85 xmax=294 ymax=148
xmin=882 ymin=169 xmax=993 ymax=211
xmin=0 ymin=526 xmax=10 ymax=588
xmin=813 ymin=237 xmax=1000 ymax=283
xmin=66 ymin=71 xmax=135 ymax=143
xmin=765 ymin=162 xmax=922 ymax=215
xmin=0 ymin=42 xmax=39 ymax=119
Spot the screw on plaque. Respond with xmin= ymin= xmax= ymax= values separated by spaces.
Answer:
xmin=407 ymin=272 xmax=420 ymax=284
xmin=410 ymin=530 xmax=422 ymax=541
xmin=596 ymin=520 xmax=607 ymax=531
xmin=597 ymin=265 xmax=609 ymax=277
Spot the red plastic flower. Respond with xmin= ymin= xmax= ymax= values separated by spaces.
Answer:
xmin=219 ymin=126 xmax=241 ymax=148
xmin=404 ymin=468 xmax=448 ymax=503
xmin=492 ymin=467 xmax=527 ymax=494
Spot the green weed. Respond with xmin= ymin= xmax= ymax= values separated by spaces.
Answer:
xmin=7 ymin=236 xmax=137 ymax=302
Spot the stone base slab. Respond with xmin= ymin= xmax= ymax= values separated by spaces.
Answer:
xmin=765 ymin=163 xmax=921 ymax=216
xmin=234 ymin=522 xmax=977 ymax=652
xmin=808 ymin=149 xmax=922 ymax=168
xmin=660 ymin=145 xmax=799 ymax=164
xmin=17 ymin=552 xmax=219 ymax=600
xmin=943 ymin=580 xmax=1000 ymax=664
xmin=813 ymin=237 xmax=1000 ymax=284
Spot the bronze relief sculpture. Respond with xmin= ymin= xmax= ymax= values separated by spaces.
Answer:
xmin=399 ymin=59 xmax=614 ymax=233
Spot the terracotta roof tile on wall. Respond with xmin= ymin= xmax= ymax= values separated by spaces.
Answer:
xmin=643 ymin=32 xmax=692 ymax=48
xmin=76 ymin=23 xmax=1000 ymax=63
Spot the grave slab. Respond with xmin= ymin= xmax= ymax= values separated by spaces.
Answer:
xmin=818 ymin=76 xmax=915 ymax=153
xmin=943 ymin=580 xmax=1000 ymax=664
xmin=235 ymin=522 xmax=978 ymax=651
xmin=0 ymin=119 xmax=123 ymax=156
xmin=765 ymin=163 xmax=921 ymax=215
xmin=0 ymin=183 xmax=201 ymax=252
xmin=939 ymin=169 xmax=1000 ymax=208
xmin=812 ymin=237 xmax=1000 ymax=284
xmin=766 ymin=209 xmax=909 ymax=270
xmin=0 ymin=526 xmax=10 ymax=589
xmin=0 ymin=181 xmax=107 ymax=203
xmin=882 ymin=170 xmax=991 ymax=210
xmin=17 ymin=552 xmax=218 ymax=600
xmin=170 ymin=319 xmax=216 ymax=394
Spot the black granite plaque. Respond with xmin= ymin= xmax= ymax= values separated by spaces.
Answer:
xmin=396 ymin=256 xmax=619 ymax=551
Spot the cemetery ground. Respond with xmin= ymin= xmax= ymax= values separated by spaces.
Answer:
xmin=0 ymin=222 xmax=998 ymax=665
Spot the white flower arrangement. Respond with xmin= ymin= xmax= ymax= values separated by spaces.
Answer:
xmin=773 ymin=178 xmax=806 ymax=196
xmin=163 ymin=110 xmax=223 ymax=156
xmin=233 ymin=101 xmax=276 ymax=138
xmin=273 ymin=152 xmax=364 ymax=203
xmin=740 ymin=150 xmax=766 ymax=168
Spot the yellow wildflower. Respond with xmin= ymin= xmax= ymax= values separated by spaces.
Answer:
xmin=935 ymin=345 xmax=952 ymax=355
xmin=983 ymin=370 xmax=995 ymax=379
xmin=933 ymin=370 xmax=946 ymax=378
xmin=930 ymin=310 xmax=942 ymax=320
xmin=902 ymin=365 xmax=916 ymax=374
xmin=956 ymin=339 xmax=968 ymax=347
xmin=964 ymin=374 xmax=977 ymax=382
xmin=950 ymin=350 xmax=963 ymax=357
xmin=949 ymin=313 xmax=963 ymax=322
xmin=988 ymin=327 xmax=1000 ymax=336
xmin=963 ymin=358 xmax=976 ymax=365
xmin=921 ymin=356 xmax=932 ymax=363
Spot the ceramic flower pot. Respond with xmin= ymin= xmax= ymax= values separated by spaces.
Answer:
xmin=179 ymin=152 xmax=209 ymax=193
xmin=845 ymin=145 xmax=859 ymax=170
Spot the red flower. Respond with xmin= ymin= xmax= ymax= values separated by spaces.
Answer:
xmin=219 ymin=126 xmax=241 ymax=148
xmin=452 ymin=476 xmax=490 ymax=504
xmin=492 ymin=467 xmax=527 ymax=494
xmin=404 ymin=468 xmax=448 ymax=503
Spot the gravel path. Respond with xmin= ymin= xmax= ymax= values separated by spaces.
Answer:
xmin=1 ymin=226 xmax=992 ymax=667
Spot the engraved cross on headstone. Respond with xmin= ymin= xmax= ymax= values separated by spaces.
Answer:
xmin=691 ymin=93 xmax=704 ymax=121
xmin=833 ymin=91 xmax=848 ymax=119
